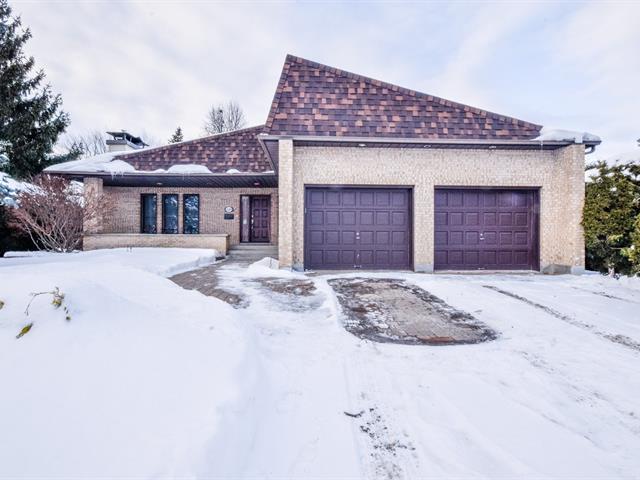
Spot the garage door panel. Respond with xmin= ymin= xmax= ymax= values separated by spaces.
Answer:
xmin=309 ymin=191 xmax=324 ymax=205
xmin=326 ymin=211 xmax=340 ymax=225
xmin=342 ymin=231 xmax=356 ymax=244
xmin=391 ymin=212 xmax=406 ymax=225
xmin=435 ymin=188 xmax=538 ymax=271
xmin=360 ymin=192 xmax=374 ymax=206
xmin=305 ymin=187 xmax=412 ymax=270
xmin=376 ymin=211 xmax=390 ymax=225
xmin=309 ymin=211 xmax=324 ymax=225
xmin=450 ymin=212 xmax=464 ymax=226
xmin=342 ymin=191 xmax=356 ymax=206
xmin=360 ymin=211 xmax=374 ymax=225
xmin=341 ymin=250 xmax=356 ymax=265
xmin=435 ymin=212 xmax=448 ymax=226
xmin=342 ymin=211 xmax=357 ymax=225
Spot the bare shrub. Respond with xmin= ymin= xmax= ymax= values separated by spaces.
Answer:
xmin=10 ymin=174 xmax=112 ymax=252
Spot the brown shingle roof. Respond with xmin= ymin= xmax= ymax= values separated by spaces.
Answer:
xmin=115 ymin=125 xmax=271 ymax=173
xmin=265 ymin=55 xmax=542 ymax=139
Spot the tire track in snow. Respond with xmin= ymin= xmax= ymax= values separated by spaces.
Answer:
xmin=570 ymin=285 xmax=640 ymax=305
xmin=483 ymin=285 xmax=640 ymax=352
xmin=343 ymin=345 xmax=418 ymax=479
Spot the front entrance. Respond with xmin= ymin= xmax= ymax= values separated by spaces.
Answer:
xmin=241 ymin=195 xmax=271 ymax=243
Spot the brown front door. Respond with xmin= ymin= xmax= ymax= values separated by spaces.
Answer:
xmin=250 ymin=196 xmax=271 ymax=242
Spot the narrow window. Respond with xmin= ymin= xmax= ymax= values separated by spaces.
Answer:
xmin=162 ymin=194 xmax=179 ymax=234
xmin=183 ymin=194 xmax=200 ymax=234
xmin=141 ymin=194 xmax=157 ymax=233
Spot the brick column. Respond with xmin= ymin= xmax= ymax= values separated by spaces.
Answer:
xmin=83 ymin=177 xmax=104 ymax=235
xmin=562 ymin=144 xmax=586 ymax=274
xmin=278 ymin=138 xmax=294 ymax=269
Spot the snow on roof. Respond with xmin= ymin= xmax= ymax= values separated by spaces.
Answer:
xmin=46 ymin=152 xmax=214 ymax=176
xmin=534 ymin=127 xmax=601 ymax=144
xmin=43 ymin=151 xmax=130 ymax=174
xmin=166 ymin=164 xmax=213 ymax=174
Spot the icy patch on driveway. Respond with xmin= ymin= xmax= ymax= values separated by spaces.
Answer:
xmin=329 ymin=277 xmax=498 ymax=345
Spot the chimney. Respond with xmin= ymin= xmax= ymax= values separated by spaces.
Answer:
xmin=106 ymin=130 xmax=148 ymax=153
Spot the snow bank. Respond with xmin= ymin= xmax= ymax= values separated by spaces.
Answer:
xmin=534 ymin=127 xmax=601 ymax=144
xmin=246 ymin=257 xmax=308 ymax=279
xmin=0 ymin=248 xmax=246 ymax=478
xmin=1 ymin=247 xmax=218 ymax=276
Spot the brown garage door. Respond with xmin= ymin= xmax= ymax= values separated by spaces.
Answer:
xmin=305 ymin=187 xmax=412 ymax=270
xmin=434 ymin=188 xmax=539 ymax=271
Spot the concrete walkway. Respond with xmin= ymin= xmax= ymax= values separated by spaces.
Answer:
xmin=169 ymin=244 xmax=278 ymax=306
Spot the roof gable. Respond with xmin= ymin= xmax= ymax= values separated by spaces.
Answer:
xmin=265 ymin=55 xmax=542 ymax=140
xmin=114 ymin=125 xmax=271 ymax=173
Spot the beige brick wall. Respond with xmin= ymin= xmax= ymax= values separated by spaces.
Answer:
xmin=280 ymin=143 xmax=585 ymax=272
xmin=92 ymin=186 xmax=278 ymax=247
xmin=277 ymin=139 xmax=294 ymax=267
xmin=84 ymin=233 xmax=230 ymax=254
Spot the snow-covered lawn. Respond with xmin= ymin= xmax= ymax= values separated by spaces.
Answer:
xmin=1 ymin=249 xmax=639 ymax=479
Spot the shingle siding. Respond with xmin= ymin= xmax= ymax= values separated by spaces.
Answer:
xmin=265 ymin=55 xmax=542 ymax=139
xmin=113 ymin=126 xmax=272 ymax=173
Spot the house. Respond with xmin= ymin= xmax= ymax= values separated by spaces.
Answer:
xmin=46 ymin=55 xmax=600 ymax=273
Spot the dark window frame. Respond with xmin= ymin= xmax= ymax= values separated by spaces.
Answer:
xmin=182 ymin=194 xmax=200 ymax=234
xmin=162 ymin=194 xmax=179 ymax=234
xmin=140 ymin=193 xmax=157 ymax=234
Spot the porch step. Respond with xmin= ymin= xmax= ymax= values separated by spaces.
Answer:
xmin=230 ymin=243 xmax=278 ymax=251
xmin=227 ymin=244 xmax=278 ymax=262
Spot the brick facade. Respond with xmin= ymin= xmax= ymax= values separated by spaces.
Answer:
xmin=278 ymin=142 xmax=585 ymax=273
xmin=88 ymin=185 xmax=278 ymax=250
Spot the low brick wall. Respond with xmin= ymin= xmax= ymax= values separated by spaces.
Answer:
xmin=83 ymin=233 xmax=230 ymax=255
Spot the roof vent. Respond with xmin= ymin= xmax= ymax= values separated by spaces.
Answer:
xmin=106 ymin=130 xmax=148 ymax=152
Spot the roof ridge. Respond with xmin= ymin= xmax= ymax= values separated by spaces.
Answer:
xmin=264 ymin=55 xmax=294 ymax=130
xmin=281 ymin=54 xmax=541 ymax=128
xmin=114 ymin=124 xmax=265 ymax=160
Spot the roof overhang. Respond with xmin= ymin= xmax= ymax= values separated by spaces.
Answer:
xmin=48 ymin=172 xmax=278 ymax=188
xmin=258 ymin=133 xmax=601 ymax=150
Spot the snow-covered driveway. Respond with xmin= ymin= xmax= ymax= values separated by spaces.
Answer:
xmin=1 ymin=249 xmax=639 ymax=479
xmin=210 ymin=265 xmax=640 ymax=479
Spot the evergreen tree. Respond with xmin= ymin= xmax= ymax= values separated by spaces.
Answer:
xmin=0 ymin=0 xmax=70 ymax=178
xmin=583 ymin=161 xmax=640 ymax=275
xmin=168 ymin=126 xmax=184 ymax=143
xmin=623 ymin=214 xmax=640 ymax=274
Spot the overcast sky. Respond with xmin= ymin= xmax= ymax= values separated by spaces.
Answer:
xmin=12 ymin=0 xmax=640 ymax=159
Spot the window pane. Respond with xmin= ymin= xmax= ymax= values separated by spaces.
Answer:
xmin=141 ymin=194 xmax=156 ymax=233
xmin=183 ymin=194 xmax=199 ymax=234
xmin=162 ymin=194 xmax=178 ymax=234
